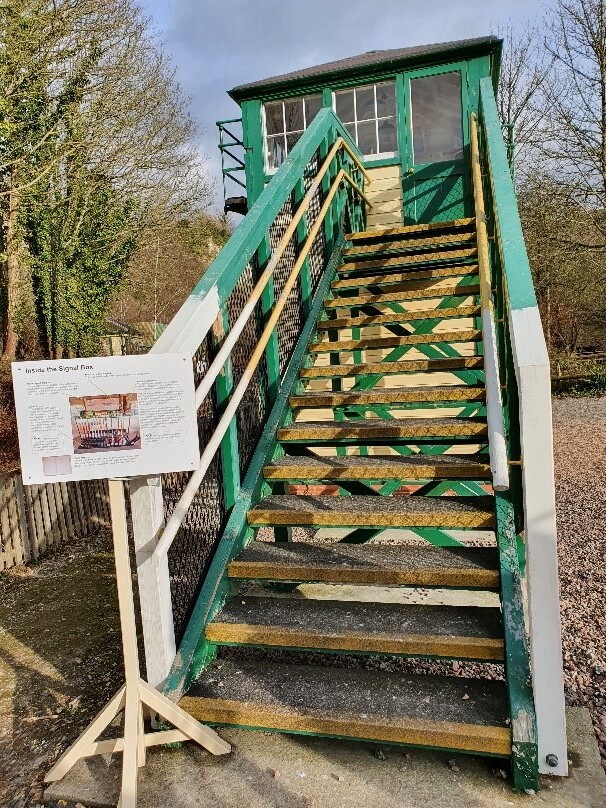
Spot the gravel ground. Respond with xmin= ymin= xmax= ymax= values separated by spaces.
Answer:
xmin=0 ymin=396 xmax=604 ymax=808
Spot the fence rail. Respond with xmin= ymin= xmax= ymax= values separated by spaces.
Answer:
xmin=0 ymin=473 xmax=110 ymax=571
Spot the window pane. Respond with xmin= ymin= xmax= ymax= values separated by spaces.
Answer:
xmin=267 ymin=134 xmax=286 ymax=169
xmin=410 ymin=72 xmax=463 ymax=164
xmin=283 ymin=98 xmax=304 ymax=133
xmin=335 ymin=89 xmax=355 ymax=123
xmin=286 ymin=131 xmax=303 ymax=153
xmin=357 ymin=120 xmax=377 ymax=155
xmin=378 ymin=118 xmax=397 ymax=153
xmin=345 ymin=122 xmax=356 ymax=143
xmin=376 ymin=81 xmax=395 ymax=118
xmin=355 ymin=85 xmax=375 ymax=121
xmin=305 ymin=94 xmax=322 ymax=124
xmin=265 ymin=102 xmax=283 ymax=136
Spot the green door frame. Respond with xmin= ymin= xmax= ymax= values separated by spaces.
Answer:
xmin=397 ymin=60 xmax=470 ymax=224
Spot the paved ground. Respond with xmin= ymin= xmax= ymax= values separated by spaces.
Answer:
xmin=44 ymin=708 xmax=606 ymax=808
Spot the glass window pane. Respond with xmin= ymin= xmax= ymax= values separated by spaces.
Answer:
xmin=286 ymin=131 xmax=303 ymax=153
xmin=335 ymin=89 xmax=355 ymax=123
xmin=305 ymin=94 xmax=322 ymax=124
xmin=355 ymin=85 xmax=375 ymax=121
xmin=410 ymin=72 xmax=463 ymax=164
xmin=378 ymin=118 xmax=397 ymax=153
xmin=357 ymin=120 xmax=377 ymax=155
xmin=265 ymin=101 xmax=283 ymax=136
xmin=376 ymin=81 xmax=396 ymax=118
xmin=267 ymin=134 xmax=286 ymax=169
xmin=345 ymin=122 xmax=356 ymax=143
xmin=283 ymin=98 xmax=304 ymax=133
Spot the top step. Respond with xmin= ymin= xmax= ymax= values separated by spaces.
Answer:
xmin=346 ymin=218 xmax=476 ymax=243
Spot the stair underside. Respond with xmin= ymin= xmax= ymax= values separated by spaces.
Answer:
xmin=289 ymin=386 xmax=485 ymax=408
xmin=277 ymin=418 xmax=488 ymax=441
xmin=247 ymin=494 xmax=495 ymax=529
xmin=206 ymin=597 xmax=504 ymax=660
xmin=263 ymin=455 xmax=491 ymax=480
xmin=181 ymin=659 xmax=511 ymax=756
xmin=317 ymin=305 xmax=481 ymax=330
xmin=228 ymin=542 xmax=499 ymax=588
xmin=300 ymin=356 xmax=484 ymax=378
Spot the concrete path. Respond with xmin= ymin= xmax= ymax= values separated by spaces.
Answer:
xmin=45 ymin=707 xmax=605 ymax=808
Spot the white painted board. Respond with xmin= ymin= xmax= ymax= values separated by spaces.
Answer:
xmin=12 ymin=355 xmax=199 ymax=485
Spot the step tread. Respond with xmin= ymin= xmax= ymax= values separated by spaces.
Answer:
xmin=338 ymin=248 xmax=478 ymax=273
xmin=301 ymin=356 xmax=484 ymax=378
xmin=263 ymin=454 xmax=491 ymax=480
xmin=345 ymin=218 xmax=475 ymax=242
xmin=332 ymin=264 xmax=478 ymax=289
xmin=289 ymin=386 xmax=485 ymax=407
xmin=343 ymin=232 xmax=476 ymax=258
xmin=207 ymin=597 xmax=504 ymax=660
xmin=325 ymin=283 xmax=479 ymax=308
xmin=310 ymin=330 xmax=482 ymax=352
xmin=278 ymin=418 xmax=488 ymax=440
xmin=342 ymin=231 xmax=476 ymax=257
xmin=228 ymin=541 xmax=499 ymax=587
xmin=181 ymin=659 xmax=511 ymax=755
xmin=317 ymin=306 xmax=481 ymax=330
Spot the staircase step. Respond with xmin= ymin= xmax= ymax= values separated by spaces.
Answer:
xmin=325 ymin=284 xmax=479 ymax=308
xmin=332 ymin=264 xmax=478 ymax=289
xmin=277 ymin=418 xmax=488 ymax=442
xmin=301 ymin=356 xmax=484 ymax=378
xmin=263 ymin=455 xmax=491 ymax=481
xmin=345 ymin=218 xmax=475 ymax=243
xmin=247 ymin=494 xmax=495 ymax=529
xmin=317 ymin=305 xmax=481 ymax=331
xmin=343 ymin=231 xmax=476 ymax=259
xmin=338 ymin=248 xmax=478 ymax=274
xmin=206 ymin=597 xmax=504 ymax=660
xmin=181 ymin=659 xmax=511 ymax=756
xmin=309 ymin=330 xmax=482 ymax=353
xmin=229 ymin=542 xmax=499 ymax=587
xmin=289 ymin=386 xmax=485 ymax=408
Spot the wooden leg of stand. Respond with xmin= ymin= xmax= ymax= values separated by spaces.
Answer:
xmin=137 ymin=700 xmax=146 ymax=768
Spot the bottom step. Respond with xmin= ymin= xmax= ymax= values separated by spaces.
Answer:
xmin=181 ymin=659 xmax=511 ymax=757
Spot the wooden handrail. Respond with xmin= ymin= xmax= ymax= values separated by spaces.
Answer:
xmin=470 ymin=112 xmax=509 ymax=492
xmin=153 ymin=165 xmax=366 ymax=561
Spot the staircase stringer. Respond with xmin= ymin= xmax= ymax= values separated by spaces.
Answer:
xmin=162 ymin=238 xmax=345 ymax=700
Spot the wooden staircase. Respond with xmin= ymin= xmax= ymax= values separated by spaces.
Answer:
xmin=178 ymin=218 xmax=535 ymax=783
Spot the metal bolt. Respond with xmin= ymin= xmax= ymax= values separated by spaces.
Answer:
xmin=546 ymin=754 xmax=559 ymax=768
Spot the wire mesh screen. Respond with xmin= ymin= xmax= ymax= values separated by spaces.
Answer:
xmin=304 ymin=149 xmax=328 ymax=292
xmin=227 ymin=261 xmax=270 ymax=477
xmin=268 ymin=194 xmax=303 ymax=375
xmin=163 ymin=337 xmax=226 ymax=643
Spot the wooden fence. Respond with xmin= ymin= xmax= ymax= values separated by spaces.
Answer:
xmin=0 ymin=473 xmax=110 ymax=571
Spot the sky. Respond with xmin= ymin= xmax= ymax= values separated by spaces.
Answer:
xmin=140 ymin=0 xmax=548 ymax=212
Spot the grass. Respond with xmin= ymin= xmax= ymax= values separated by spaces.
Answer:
xmin=551 ymin=354 xmax=606 ymax=397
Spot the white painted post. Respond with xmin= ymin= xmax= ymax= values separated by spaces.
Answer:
xmin=510 ymin=308 xmax=568 ymax=776
xmin=129 ymin=475 xmax=176 ymax=688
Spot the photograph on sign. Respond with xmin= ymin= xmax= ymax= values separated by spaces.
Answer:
xmin=12 ymin=354 xmax=200 ymax=484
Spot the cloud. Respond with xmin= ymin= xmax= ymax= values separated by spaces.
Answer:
xmin=142 ymin=0 xmax=546 ymax=211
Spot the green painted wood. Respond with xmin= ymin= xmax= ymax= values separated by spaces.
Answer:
xmin=479 ymin=78 xmax=537 ymax=311
xmin=212 ymin=308 xmax=241 ymax=509
xmin=494 ymin=491 xmax=539 ymax=791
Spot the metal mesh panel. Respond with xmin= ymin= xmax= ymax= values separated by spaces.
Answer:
xmin=268 ymin=195 xmax=302 ymax=375
xmin=304 ymin=149 xmax=328 ymax=291
xmin=163 ymin=338 xmax=226 ymax=643
xmin=227 ymin=262 xmax=269 ymax=477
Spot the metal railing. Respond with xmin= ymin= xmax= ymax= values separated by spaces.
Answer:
xmin=129 ymin=108 xmax=369 ymax=689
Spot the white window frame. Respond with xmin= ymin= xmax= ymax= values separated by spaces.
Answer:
xmin=263 ymin=94 xmax=323 ymax=174
xmin=332 ymin=81 xmax=398 ymax=161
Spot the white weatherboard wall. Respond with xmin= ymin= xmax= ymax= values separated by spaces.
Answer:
xmin=510 ymin=306 xmax=568 ymax=776
xmin=364 ymin=164 xmax=402 ymax=230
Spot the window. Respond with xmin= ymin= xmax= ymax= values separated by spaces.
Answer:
xmin=264 ymin=94 xmax=323 ymax=170
xmin=410 ymin=72 xmax=463 ymax=164
xmin=333 ymin=81 xmax=397 ymax=158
